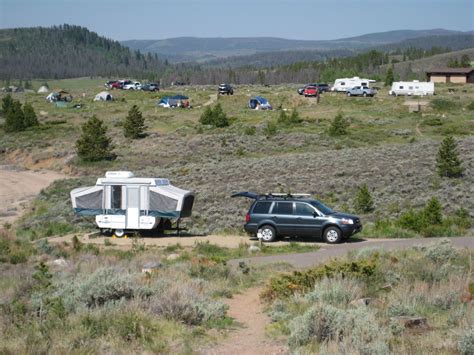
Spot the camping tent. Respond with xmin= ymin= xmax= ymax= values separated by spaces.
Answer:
xmin=157 ymin=95 xmax=190 ymax=108
xmin=37 ymin=86 xmax=49 ymax=93
xmin=94 ymin=91 xmax=113 ymax=101
xmin=46 ymin=91 xmax=72 ymax=102
xmin=248 ymin=96 xmax=272 ymax=110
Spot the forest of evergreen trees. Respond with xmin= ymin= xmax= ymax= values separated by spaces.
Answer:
xmin=0 ymin=25 xmax=167 ymax=80
xmin=0 ymin=25 xmax=472 ymax=85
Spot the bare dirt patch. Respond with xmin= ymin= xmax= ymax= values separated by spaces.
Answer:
xmin=199 ymin=287 xmax=287 ymax=355
xmin=0 ymin=165 xmax=67 ymax=225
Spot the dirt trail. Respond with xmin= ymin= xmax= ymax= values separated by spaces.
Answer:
xmin=200 ymin=287 xmax=287 ymax=355
xmin=203 ymin=93 xmax=218 ymax=106
xmin=0 ymin=165 xmax=67 ymax=225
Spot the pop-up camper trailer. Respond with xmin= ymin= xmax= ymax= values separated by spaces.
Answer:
xmin=70 ymin=171 xmax=194 ymax=236
xmin=248 ymin=96 xmax=272 ymax=110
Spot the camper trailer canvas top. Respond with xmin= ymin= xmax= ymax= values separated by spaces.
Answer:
xmin=389 ymin=81 xmax=435 ymax=96
xmin=70 ymin=171 xmax=194 ymax=235
xmin=332 ymin=77 xmax=376 ymax=92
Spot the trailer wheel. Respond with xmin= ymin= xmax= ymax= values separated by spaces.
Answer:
xmin=114 ymin=229 xmax=125 ymax=237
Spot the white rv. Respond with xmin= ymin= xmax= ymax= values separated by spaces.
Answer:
xmin=332 ymin=77 xmax=376 ymax=92
xmin=389 ymin=81 xmax=435 ymax=96
xmin=70 ymin=171 xmax=194 ymax=236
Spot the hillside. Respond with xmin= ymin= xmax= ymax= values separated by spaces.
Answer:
xmin=121 ymin=29 xmax=468 ymax=63
xmin=0 ymin=25 xmax=167 ymax=80
xmin=377 ymin=48 xmax=474 ymax=78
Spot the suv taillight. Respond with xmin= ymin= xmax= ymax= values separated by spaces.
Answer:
xmin=245 ymin=213 xmax=250 ymax=223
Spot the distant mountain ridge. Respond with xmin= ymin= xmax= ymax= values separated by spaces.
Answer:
xmin=121 ymin=29 xmax=470 ymax=62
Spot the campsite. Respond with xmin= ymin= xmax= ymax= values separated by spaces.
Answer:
xmin=0 ymin=10 xmax=473 ymax=354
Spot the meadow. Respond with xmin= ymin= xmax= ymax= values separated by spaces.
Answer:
xmin=1 ymin=79 xmax=472 ymax=238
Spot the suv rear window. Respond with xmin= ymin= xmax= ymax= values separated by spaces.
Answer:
xmin=272 ymin=202 xmax=293 ymax=215
xmin=252 ymin=201 xmax=272 ymax=214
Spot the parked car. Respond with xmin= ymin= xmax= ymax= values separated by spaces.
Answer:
xmin=110 ymin=81 xmax=123 ymax=89
xmin=346 ymin=86 xmax=376 ymax=97
xmin=218 ymin=83 xmax=234 ymax=95
xmin=142 ymin=83 xmax=160 ymax=92
xmin=303 ymin=86 xmax=318 ymax=97
xmin=123 ymin=81 xmax=142 ymax=90
xmin=105 ymin=80 xmax=118 ymax=89
xmin=232 ymin=192 xmax=362 ymax=243
xmin=298 ymin=83 xmax=330 ymax=95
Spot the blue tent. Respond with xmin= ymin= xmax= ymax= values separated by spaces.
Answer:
xmin=248 ymin=96 xmax=272 ymax=110
xmin=157 ymin=95 xmax=190 ymax=108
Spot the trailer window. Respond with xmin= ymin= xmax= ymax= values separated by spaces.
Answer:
xmin=111 ymin=185 xmax=122 ymax=209
xmin=340 ymin=82 xmax=345 ymax=86
xmin=361 ymin=82 xmax=367 ymax=86
xmin=399 ymin=86 xmax=404 ymax=89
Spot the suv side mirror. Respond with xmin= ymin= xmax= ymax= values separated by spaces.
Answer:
xmin=313 ymin=211 xmax=319 ymax=218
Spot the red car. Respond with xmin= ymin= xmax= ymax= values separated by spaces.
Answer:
xmin=304 ymin=86 xmax=318 ymax=97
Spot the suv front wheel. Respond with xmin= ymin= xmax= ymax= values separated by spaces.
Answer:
xmin=258 ymin=225 xmax=277 ymax=242
xmin=323 ymin=226 xmax=343 ymax=244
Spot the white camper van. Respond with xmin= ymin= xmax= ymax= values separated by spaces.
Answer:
xmin=389 ymin=81 xmax=434 ymax=96
xmin=332 ymin=77 xmax=376 ymax=92
xmin=70 ymin=171 xmax=194 ymax=236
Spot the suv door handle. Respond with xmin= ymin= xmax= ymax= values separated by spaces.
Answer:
xmin=271 ymin=216 xmax=278 ymax=220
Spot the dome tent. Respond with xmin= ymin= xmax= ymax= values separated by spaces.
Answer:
xmin=37 ymin=86 xmax=49 ymax=93
xmin=94 ymin=91 xmax=113 ymax=101
xmin=248 ymin=96 xmax=272 ymax=110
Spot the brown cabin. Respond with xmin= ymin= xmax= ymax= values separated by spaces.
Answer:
xmin=426 ymin=68 xmax=474 ymax=84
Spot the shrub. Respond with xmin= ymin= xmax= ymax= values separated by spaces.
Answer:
xmin=262 ymin=258 xmax=378 ymax=301
xmin=263 ymin=121 xmax=277 ymax=137
xmin=123 ymin=105 xmax=145 ymax=139
xmin=4 ymin=100 xmax=25 ymax=132
xmin=23 ymin=103 xmax=39 ymax=127
xmin=199 ymin=103 xmax=229 ymax=128
xmin=458 ymin=328 xmax=474 ymax=355
xmin=430 ymin=98 xmax=456 ymax=111
xmin=436 ymin=136 xmax=464 ymax=178
xmin=354 ymin=184 xmax=374 ymax=213
xmin=1 ymin=93 xmax=13 ymax=114
xmin=305 ymin=277 xmax=362 ymax=306
xmin=76 ymin=115 xmax=114 ymax=161
xmin=423 ymin=197 xmax=443 ymax=225
xmin=149 ymin=281 xmax=227 ymax=325
xmin=244 ymin=125 xmax=256 ymax=135
xmin=467 ymin=101 xmax=474 ymax=111
xmin=328 ymin=112 xmax=349 ymax=136
xmin=59 ymin=267 xmax=136 ymax=309
xmin=277 ymin=109 xmax=301 ymax=127
xmin=423 ymin=239 xmax=459 ymax=264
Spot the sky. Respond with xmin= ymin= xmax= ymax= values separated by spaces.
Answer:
xmin=0 ymin=0 xmax=473 ymax=41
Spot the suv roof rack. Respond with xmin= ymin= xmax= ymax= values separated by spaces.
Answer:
xmin=265 ymin=193 xmax=311 ymax=199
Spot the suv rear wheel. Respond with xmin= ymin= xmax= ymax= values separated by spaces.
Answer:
xmin=323 ymin=226 xmax=342 ymax=244
xmin=258 ymin=225 xmax=277 ymax=242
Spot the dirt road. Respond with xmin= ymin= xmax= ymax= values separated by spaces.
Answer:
xmin=230 ymin=236 xmax=474 ymax=268
xmin=200 ymin=287 xmax=287 ymax=355
xmin=0 ymin=165 xmax=66 ymax=225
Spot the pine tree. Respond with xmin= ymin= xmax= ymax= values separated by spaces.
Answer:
xmin=123 ymin=105 xmax=145 ymax=139
xmin=23 ymin=102 xmax=39 ymax=127
xmin=423 ymin=197 xmax=442 ymax=225
xmin=354 ymin=184 xmax=374 ymax=213
xmin=384 ymin=67 xmax=394 ymax=86
xmin=329 ymin=112 xmax=349 ymax=136
xmin=4 ymin=100 xmax=25 ymax=132
xmin=76 ymin=115 xmax=113 ymax=161
xmin=199 ymin=103 xmax=229 ymax=128
xmin=1 ymin=94 xmax=13 ymax=115
xmin=436 ymin=136 xmax=464 ymax=178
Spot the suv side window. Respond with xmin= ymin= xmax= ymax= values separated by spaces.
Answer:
xmin=295 ymin=203 xmax=315 ymax=216
xmin=272 ymin=202 xmax=293 ymax=215
xmin=252 ymin=201 xmax=272 ymax=214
